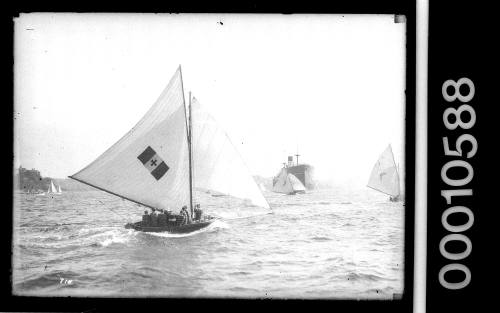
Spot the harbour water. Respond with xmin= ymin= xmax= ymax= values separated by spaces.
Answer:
xmin=12 ymin=186 xmax=404 ymax=299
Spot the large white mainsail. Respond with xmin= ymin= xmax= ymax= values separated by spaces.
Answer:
xmin=367 ymin=144 xmax=400 ymax=197
xmin=190 ymin=97 xmax=270 ymax=209
xmin=70 ymin=67 xmax=190 ymax=211
xmin=272 ymin=168 xmax=306 ymax=194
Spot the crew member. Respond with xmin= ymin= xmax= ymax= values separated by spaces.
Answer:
xmin=194 ymin=204 xmax=203 ymax=221
xmin=158 ymin=209 xmax=167 ymax=227
xmin=180 ymin=206 xmax=191 ymax=225
xmin=150 ymin=208 xmax=158 ymax=227
xmin=142 ymin=210 xmax=150 ymax=227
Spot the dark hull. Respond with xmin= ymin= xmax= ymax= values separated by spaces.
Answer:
xmin=125 ymin=220 xmax=214 ymax=234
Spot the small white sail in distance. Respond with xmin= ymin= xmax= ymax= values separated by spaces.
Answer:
xmin=57 ymin=184 xmax=62 ymax=193
xmin=48 ymin=180 xmax=57 ymax=193
xmin=190 ymin=96 xmax=270 ymax=209
xmin=367 ymin=144 xmax=400 ymax=197
xmin=70 ymin=67 xmax=190 ymax=211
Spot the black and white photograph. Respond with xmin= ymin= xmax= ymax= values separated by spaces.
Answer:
xmin=12 ymin=13 xmax=407 ymax=299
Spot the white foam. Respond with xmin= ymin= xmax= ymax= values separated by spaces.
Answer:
xmin=91 ymin=228 xmax=135 ymax=247
xmin=99 ymin=235 xmax=129 ymax=247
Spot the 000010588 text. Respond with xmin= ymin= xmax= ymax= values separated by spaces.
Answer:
xmin=439 ymin=77 xmax=477 ymax=290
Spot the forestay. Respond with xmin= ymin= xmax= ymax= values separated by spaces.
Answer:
xmin=190 ymin=97 xmax=270 ymax=209
xmin=367 ymin=145 xmax=400 ymax=197
xmin=71 ymin=67 xmax=190 ymax=211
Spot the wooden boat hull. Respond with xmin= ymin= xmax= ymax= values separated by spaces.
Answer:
xmin=125 ymin=220 xmax=214 ymax=234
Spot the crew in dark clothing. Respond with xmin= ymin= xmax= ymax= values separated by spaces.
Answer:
xmin=142 ymin=210 xmax=150 ymax=227
xmin=180 ymin=206 xmax=191 ymax=225
xmin=166 ymin=211 xmax=177 ymax=226
xmin=158 ymin=209 xmax=167 ymax=227
xmin=194 ymin=204 xmax=203 ymax=221
xmin=150 ymin=208 xmax=158 ymax=227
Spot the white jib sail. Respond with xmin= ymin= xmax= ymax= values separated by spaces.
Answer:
xmin=272 ymin=168 xmax=305 ymax=194
xmin=191 ymin=97 xmax=270 ymax=209
xmin=367 ymin=144 xmax=400 ymax=197
xmin=57 ymin=185 xmax=62 ymax=193
xmin=71 ymin=67 xmax=190 ymax=211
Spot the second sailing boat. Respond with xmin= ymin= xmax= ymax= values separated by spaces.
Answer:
xmin=367 ymin=144 xmax=403 ymax=202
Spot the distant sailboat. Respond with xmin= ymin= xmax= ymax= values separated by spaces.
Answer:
xmin=57 ymin=185 xmax=62 ymax=194
xmin=272 ymin=167 xmax=306 ymax=195
xmin=70 ymin=66 xmax=269 ymax=233
xmin=47 ymin=180 xmax=61 ymax=195
xmin=367 ymin=144 xmax=403 ymax=202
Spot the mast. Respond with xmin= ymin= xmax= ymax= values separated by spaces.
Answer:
xmin=179 ymin=65 xmax=194 ymax=216
xmin=188 ymin=91 xmax=194 ymax=218
xmin=295 ymin=145 xmax=299 ymax=166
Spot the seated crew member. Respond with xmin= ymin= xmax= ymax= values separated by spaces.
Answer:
xmin=150 ymin=208 xmax=158 ymax=227
xmin=166 ymin=210 xmax=176 ymax=226
xmin=142 ymin=210 xmax=150 ymax=227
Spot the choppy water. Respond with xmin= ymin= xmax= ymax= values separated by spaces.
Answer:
xmin=12 ymin=186 xmax=404 ymax=299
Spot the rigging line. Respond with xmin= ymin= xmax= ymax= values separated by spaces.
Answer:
xmin=95 ymin=200 xmax=127 ymax=220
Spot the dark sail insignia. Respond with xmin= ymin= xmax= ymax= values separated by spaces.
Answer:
xmin=138 ymin=146 xmax=169 ymax=180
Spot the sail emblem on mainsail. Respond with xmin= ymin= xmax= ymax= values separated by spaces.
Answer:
xmin=137 ymin=146 xmax=170 ymax=180
xmin=70 ymin=65 xmax=269 ymax=234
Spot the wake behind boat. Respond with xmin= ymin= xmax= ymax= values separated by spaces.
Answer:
xmin=70 ymin=66 xmax=270 ymax=234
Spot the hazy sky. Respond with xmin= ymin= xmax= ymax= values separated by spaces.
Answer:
xmin=14 ymin=13 xmax=406 ymax=187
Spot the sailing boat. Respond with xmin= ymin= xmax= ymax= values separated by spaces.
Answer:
xmin=70 ymin=66 xmax=269 ymax=234
xmin=47 ymin=180 xmax=61 ymax=195
xmin=367 ymin=144 xmax=403 ymax=202
xmin=57 ymin=185 xmax=62 ymax=194
xmin=272 ymin=167 xmax=306 ymax=195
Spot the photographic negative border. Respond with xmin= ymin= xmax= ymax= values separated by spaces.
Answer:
xmin=4 ymin=1 xmax=417 ymax=312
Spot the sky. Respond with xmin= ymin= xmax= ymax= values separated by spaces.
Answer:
xmin=14 ymin=13 xmax=406 ymax=188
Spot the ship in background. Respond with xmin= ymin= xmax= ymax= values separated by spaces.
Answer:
xmin=272 ymin=154 xmax=315 ymax=194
